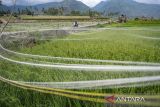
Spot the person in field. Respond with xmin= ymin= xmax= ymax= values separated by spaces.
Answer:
xmin=73 ymin=21 xmax=78 ymax=27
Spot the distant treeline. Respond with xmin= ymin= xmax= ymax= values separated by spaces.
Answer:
xmin=0 ymin=6 xmax=102 ymax=18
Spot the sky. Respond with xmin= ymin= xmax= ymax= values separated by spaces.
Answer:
xmin=2 ymin=0 xmax=160 ymax=7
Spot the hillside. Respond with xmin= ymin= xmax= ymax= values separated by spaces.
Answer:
xmin=0 ymin=4 xmax=9 ymax=11
xmin=93 ymin=0 xmax=160 ymax=18
xmin=2 ymin=0 xmax=160 ymax=18
xmin=8 ymin=0 xmax=90 ymax=13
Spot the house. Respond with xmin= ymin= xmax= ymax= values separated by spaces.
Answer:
xmin=118 ymin=14 xmax=127 ymax=23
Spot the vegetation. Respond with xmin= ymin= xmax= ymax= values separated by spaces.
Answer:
xmin=19 ymin=28 xmax=160 ymax=63
xmin=21 ymin=16 xmax=91 ymax=20
xmin=0 ymin=20 xmax=160 ymax=107
xmin=3 ymin=21 xmax=99 ymax=32
xmin=107 ymin=20 xmax=160 ymax=27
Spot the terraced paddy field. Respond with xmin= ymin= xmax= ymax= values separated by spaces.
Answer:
xmin=0 ymin=21 xmax=160 ymax=107
xmin=1 ymin=21 xmax=101 ymax=32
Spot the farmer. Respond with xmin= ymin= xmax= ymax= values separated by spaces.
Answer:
xmin=73 ymin=21 xmax=79 ymax=27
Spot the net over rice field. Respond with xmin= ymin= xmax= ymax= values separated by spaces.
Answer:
xmin=0 ymin=1 xmax=160 ymax=107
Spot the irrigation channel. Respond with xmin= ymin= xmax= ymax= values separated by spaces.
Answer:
xmin=1 ymin=25 xmax=160 ymax=105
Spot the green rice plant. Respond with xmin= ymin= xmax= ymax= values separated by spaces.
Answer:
xmin=1 ymin=25 xmax=160 ymax=107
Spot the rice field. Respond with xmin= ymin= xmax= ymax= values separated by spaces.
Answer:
xmin=0 ymin=21 xmax=160 ymax=107
xmin=21 ymin=16 xmax=91 ymax=20
xmin=2 ymin=21 xmax=100 ymax=32
xmin=19 ymin=28 xmax=160 ymax=62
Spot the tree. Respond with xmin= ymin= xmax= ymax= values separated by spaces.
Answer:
xmin=18 ymin=8 xmax=21 ymax=15
xmin=25 ymin=8 xmax=34 ymax=16
xmin=34 ymin=7 xmax=38 ymax=12
xmin=45 ymin=8 xmax=59 ymax=15
xmin=71 ymin=10 xmax=81 ymax=16
xmin=42 ymin=8 xmax=45 ymax=13
xmin=88 ymin=10 xmax=101 ymax=18
xmin=0 ymin=0 xmax=2 ymax=5
xmin=58 ymin=7 xmax=64 ymax=15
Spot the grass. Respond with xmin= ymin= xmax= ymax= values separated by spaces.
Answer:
xmin=3 ymin=21 xmax=98 ymax=32
xmin=21 ymin=15 xmax=91 ymax=20
xmin=0 ymin=20 xmax=160 ymax=107
xmin=106 ymin=20 xmax=160 ymax=27
xmin=4 ymin=22 xmax=71 ymax=32
xmin=20 ymin=15 xmax=109 ymax=21
xmin=19 ymin=28 xmax=160 ymax=63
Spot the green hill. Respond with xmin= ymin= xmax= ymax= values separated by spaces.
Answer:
xmin=93 ymin=0 xmax=160 ymax=18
